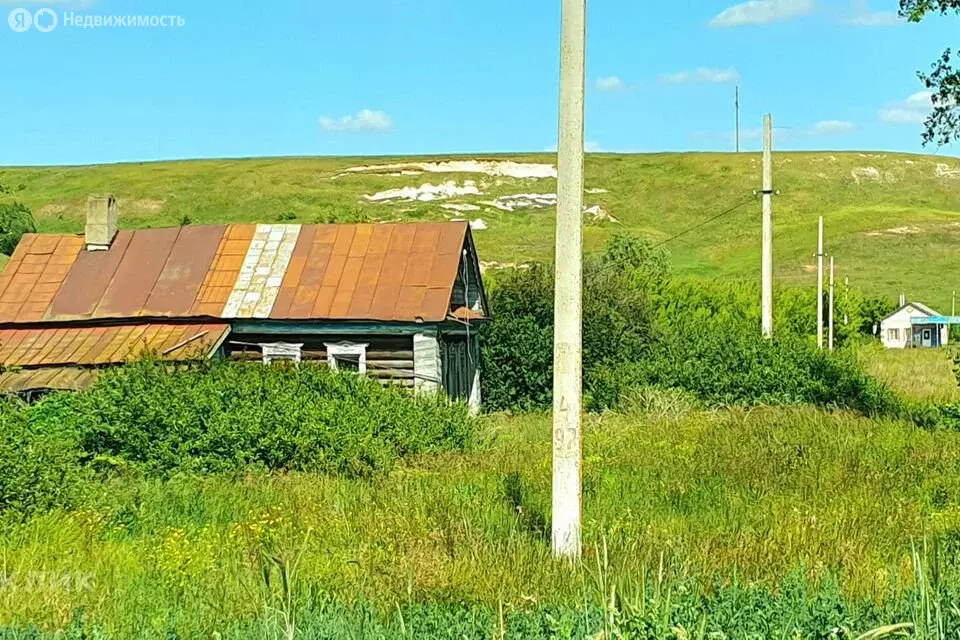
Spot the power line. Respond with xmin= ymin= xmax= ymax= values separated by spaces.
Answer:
xmin=591 ymin=196 xmax=755 ymax=278
xmin=649 ymin=197 xmax=754 ymax=250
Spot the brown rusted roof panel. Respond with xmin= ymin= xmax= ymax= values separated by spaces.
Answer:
xmin=0 ymin=234 xmax=84 ymax=323
xmin=0 ymin=367 xmax=96 ymax=393
xmin=0 ymin=322 xmax=229 ymax=367
xmin=48 ymin=231 xmax=133 ymax=320
xmin=2 ymin=221 xmax=477 ymax=325
xmin=143 ymin=225 xmax=227 ymax=316
xmin=94 ymin=228 xmax=180 ymax=318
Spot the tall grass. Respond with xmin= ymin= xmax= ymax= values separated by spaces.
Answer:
xmin=860 ymin=344 xmax=960 ymax=404
xmin=4 ymin=407 xmax=960 ymax=637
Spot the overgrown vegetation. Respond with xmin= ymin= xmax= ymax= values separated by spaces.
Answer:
xmin=4 ymin=408 xmax=960 ymax=637
xmin=482 ymin=234 xmax=901 ymax=415
xmin=0 ymin=361 xmax=475 ymax=517
xmin=0 ymin=202 xmax=35 ymax=255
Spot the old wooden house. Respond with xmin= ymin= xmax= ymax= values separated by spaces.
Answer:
xmin=0 ymin=196 xmax=488 ymax=410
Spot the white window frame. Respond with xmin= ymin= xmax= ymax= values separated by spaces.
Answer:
xmin=325 ymin=341 xmax=369 ymax=374
xmin=260 ymin=342 xmax=303 ymax=365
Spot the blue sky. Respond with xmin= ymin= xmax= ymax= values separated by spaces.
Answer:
xmin=0 ymin=0 xmax=956 ymax=165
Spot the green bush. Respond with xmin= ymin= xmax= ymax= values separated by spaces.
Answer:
xmin=0 ymin=396 xmax=86 ymax=517
xmin=482 ymin=234 xmax=901 ymax=416
xmin=0 ymin=202 xmax=36 ymax=255
xmin=481 ymin=235 xmax=662 ymax=412
xmin=29 ymin=360 xmax=475 ymax=479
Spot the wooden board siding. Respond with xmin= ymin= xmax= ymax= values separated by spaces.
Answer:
xmin=225 ymin=333 xmax=415 ymax=386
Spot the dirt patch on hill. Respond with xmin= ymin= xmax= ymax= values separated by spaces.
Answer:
xmin=37 ymin=204 xmax=68 ymax=217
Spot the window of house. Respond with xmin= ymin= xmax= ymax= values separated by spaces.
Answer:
xmin=888 ymin=328 xmax=899 ymax=341
xmin=325 ymin=342 xmax=368 ymax=374
xmin=260 ymin=342 xmax=303 ymax=365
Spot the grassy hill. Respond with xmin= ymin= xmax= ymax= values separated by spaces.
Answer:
xmin=1 ymin=151 xmax=958 ymax=310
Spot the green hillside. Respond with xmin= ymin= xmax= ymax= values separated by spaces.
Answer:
xmin=1 ymin=151 xmax=958 ymax=309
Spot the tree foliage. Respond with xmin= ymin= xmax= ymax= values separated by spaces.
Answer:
xmin=481 ymin=234 xmax=900 ymax=415
xmin=0 ymin=202 xmax=36 ymax=255
xmin=900 ymin=0 xmax=960 ymax=145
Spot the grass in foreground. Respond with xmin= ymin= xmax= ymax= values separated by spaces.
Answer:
xmin=4 ymin=406 xmax=960 ymax=637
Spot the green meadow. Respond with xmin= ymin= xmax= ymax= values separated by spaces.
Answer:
xmin=4 ymin=385 xmax=960 ymax=637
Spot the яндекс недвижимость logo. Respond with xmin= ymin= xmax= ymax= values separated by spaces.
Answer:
xmin=8 ymin=7 xmax=58 ymax=32
xmin=8 ymin=8 xmax=184 ymax=32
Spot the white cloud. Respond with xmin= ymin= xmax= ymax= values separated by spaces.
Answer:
xmin=596 ymin=76 xmax=624 ymax=92
xmin=319 ymin=109 xmax=393 ymax=133
xmin=709 ymin=0 xmax=816 ymax=27
xmin=660 ymin=67 xmax=740 ymax=85
xmin=808 ymin=120 xmax=856 ymax=135
xmin=691 ymin=118 xmax=853 ymax=146
xmin=879 ymin=92 xmax=932 ymax=124
xmin=846 ymin=0 xmax=902 ymax=26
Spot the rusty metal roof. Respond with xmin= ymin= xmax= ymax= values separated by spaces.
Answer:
xmin=0 ymin=323 xmax=230 ymax=367
xmin=0 ymin=367 xmax=97 ymax=394
xmin=0 ymin=222 xmax=482 ymax=325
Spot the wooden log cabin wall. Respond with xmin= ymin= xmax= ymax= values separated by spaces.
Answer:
xmin=224 ymin=334 xmax=416 ymax=387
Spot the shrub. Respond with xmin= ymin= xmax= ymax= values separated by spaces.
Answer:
xmin=0 ymin=202 xmax=36 ymax=255
xmin=0 ymin=395 xmax=85 ymax=517
xmin=30 ymin=360 xmax=475 ymax=479
xmin=481 ymin=235 xmax=663 ymax=412
xmin=482 ymin=234 xmax=902 ymax=416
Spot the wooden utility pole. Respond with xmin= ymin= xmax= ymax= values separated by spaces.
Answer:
xmin=552 ymin=0 xmax=586 ymax=562
xmin=828 ymin=256 xmax=835 ymax=351
xmin=735 ymin=86 xmax=741 ymax=153
xmin=817 ymin=216 xmax=824 ymax=350
xmin=761 ymin=114 xmax=773 ymax=338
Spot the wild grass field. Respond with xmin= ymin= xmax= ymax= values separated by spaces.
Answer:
xmin=861 ymin=345 xmax=960 ymax=404
xmin=1 ymin=151 xmax=959 ymax=310
xmin=5 ymin=393 xmax=960 ymax=637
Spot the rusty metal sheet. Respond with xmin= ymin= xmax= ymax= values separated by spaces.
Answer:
xmin=386 ymin=224 xmax=417 ymax=257
xmin=345 ymin=254 xmax=385 ymax=318
xmin=142 ymin=225 xmax=227 ymax=317
xmin=0 ymin=368 xmax=96 ymax=394
xmin=48 ymin=231 xmax=133 ymax=319
xmin=192 ymin=224 xmax=252 ymax=317
xmin=437 ymin=222 xmax=468 ymax=256
xmin=0 ymin=234 xmax=83 ymax=323
xmin=328 ymin=256 xmax=363 ymax=317
xmin=402 ymin=254 xmax=435 ymax=288
xmin=0 ymin=323 xmax=229 ymax=367
xmin=95 ymin=228 xmax=180 ymax=318
xmin=422 ymin=287 xmax=453 ymax=321
xmin=1 ymin=221 xmax=480 ymax=325
xmin=393 ymin=286 xmax=428 ymax=320
xmin=272 ymin=225 xmax=315 ymax=318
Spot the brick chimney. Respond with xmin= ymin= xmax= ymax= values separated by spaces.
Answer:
xmin=85 ymin=195 xmax=118 ymax=251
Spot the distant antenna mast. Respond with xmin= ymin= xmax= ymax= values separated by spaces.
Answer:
xmin=735 ymin=86 xmax=741 ymax=153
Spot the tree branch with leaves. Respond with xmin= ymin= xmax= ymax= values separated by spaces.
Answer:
xmin=900 ymin=0 xmax=960 ymax=145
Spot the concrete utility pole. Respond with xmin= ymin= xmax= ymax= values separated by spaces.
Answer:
xmin=828 ymin=256 xmax=835 ymax=351
xmin=761 ymin=114 xmax=774 ymax=338
xmin=735 ymin=86 xmax=741 ymax=153
xmin=552 ymin=0 xmax=586 ymax=563
xmin=817 ymin=216 xmax=825 ymax=350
